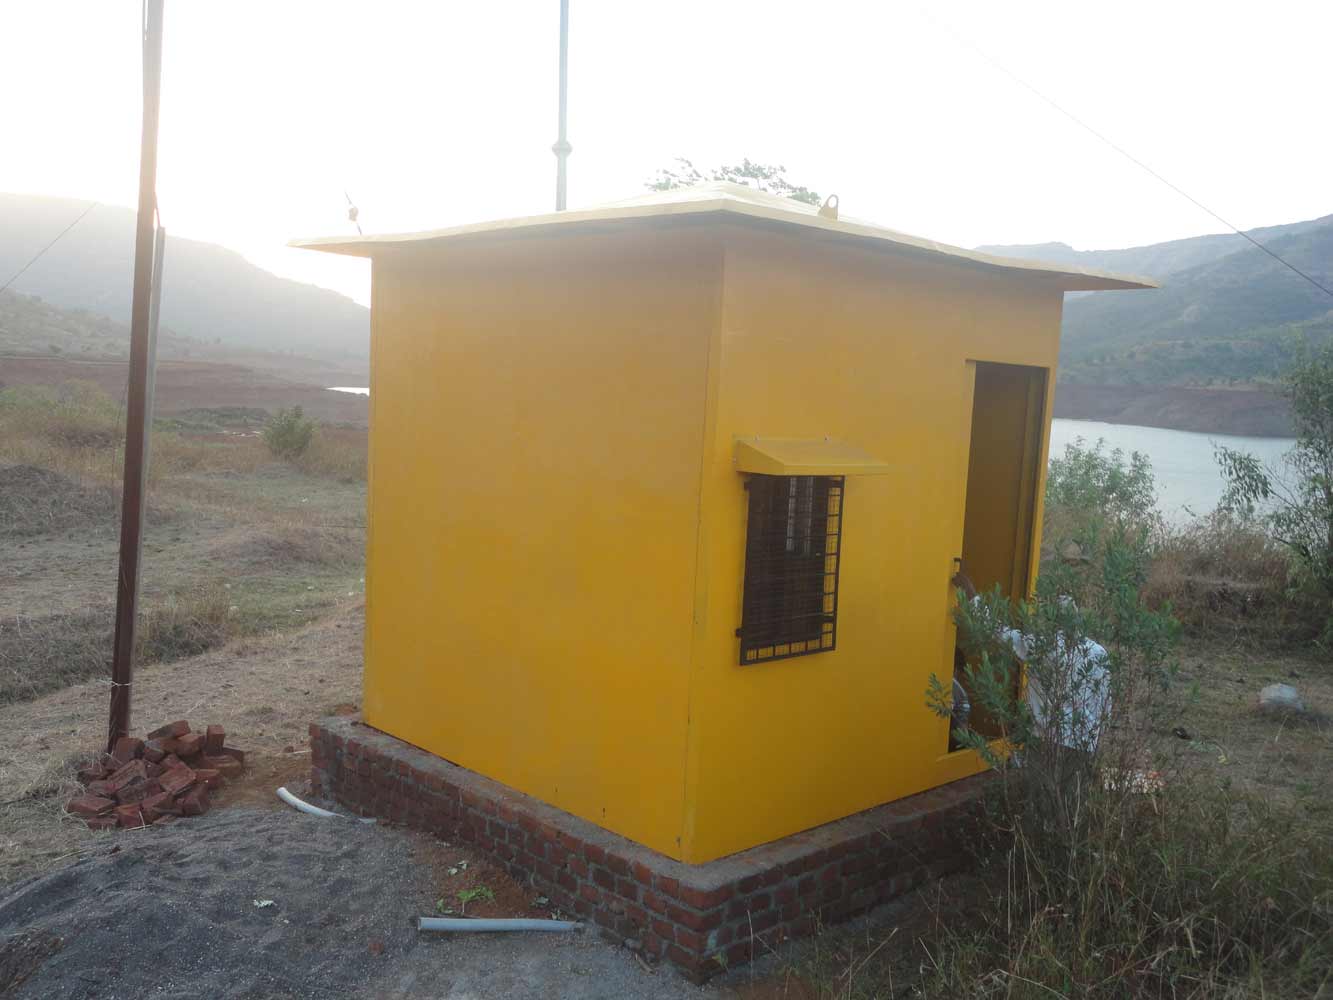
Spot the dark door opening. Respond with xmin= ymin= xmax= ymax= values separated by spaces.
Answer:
xmin=951 ymin=361 xmax=1047 ymax=745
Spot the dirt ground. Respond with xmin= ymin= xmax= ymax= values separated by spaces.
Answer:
xmin=0 ymin=808 xmax=713 ymax=1000
xmin=0 ymin=606 xmax=713 ymax=998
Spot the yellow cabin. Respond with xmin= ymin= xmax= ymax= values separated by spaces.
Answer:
xmin=295 ymin=183 xmax=1152 ymax=864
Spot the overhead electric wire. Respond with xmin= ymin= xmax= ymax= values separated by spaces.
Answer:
xmin=914 ymin=7 xmax=1333 ymax=300
xmin=0 ymin=201 xmax=100 ymax=295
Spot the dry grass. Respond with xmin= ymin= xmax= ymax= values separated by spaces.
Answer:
xmin=293 ymin=426 xmax=368 ymax=483
xmin=1146 ymin=513 xmax=1325 ymax=645
xmin=771 ymin=641 xmax=1332 ymax=999
xmin=0 ymin=585 xmax=237 ymax=707
xmin=0 ymin=602 xmax=365 ymax=884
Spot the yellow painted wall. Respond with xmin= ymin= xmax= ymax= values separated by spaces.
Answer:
xmin=682 ymin=227 xmax=1063 ymax=861
xmin=362 ymin=220 xmax=1064 ymax=863
xmin=364 ymin=230 xmax=721 ymax=858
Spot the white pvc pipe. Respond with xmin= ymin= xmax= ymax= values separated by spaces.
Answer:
xmin=417 ymin=917 xmax=583 ymax=934
xmin=276 ymin=786 xmax=376 ymax=823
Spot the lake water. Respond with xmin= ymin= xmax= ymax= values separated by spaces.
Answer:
xmin=327 ymin=388 xmax=1293 ymax=522
xmin=1050 ymin=419 xmax=1293 ymax=521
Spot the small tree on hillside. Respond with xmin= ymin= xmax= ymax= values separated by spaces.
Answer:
xmin=262 ymin=405 xmax=314 ymax=460
xmin=647 ymin=158 xmax=822 ymax=206
xmin=1217 ymin=340 xmax=1333 ymax=632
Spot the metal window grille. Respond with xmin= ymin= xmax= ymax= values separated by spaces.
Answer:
xmin=736 ymin=475 xmax=844 ymax=664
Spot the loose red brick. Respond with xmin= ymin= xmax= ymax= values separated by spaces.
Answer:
xmin=176 ymin=732 xmax=205 ymax=758
xmin=76 ymin=762 xmax=108 ymax=784
xmin=220 ymin=746 xmax=246 ymax=766
xmin=86 ymin=780 xmax=116 ymax=798
xmin=180 ymin=785 xmax=211 ymax=816
xmin=85 ymin=814 xmax=119 ymax=831
xmin=141 ymin=739 xmax=167 ymax=763
xmin=161 ymin=754 xmax=186 ymax=771
xmin=115 ymin=804 xmax=147 ymax=829
xmin=67 ymin=795 xmax=115 ymax=818
xmin=159 ymin=766 xmax=196 ymax=797
xmin=145 ymin=762 xmax=164 ymax=779
xmin=203 ymin=724 xmax=225 ymax=754
xmin=107 ymin=759 xmax=148 ymax=794
xmin=202 ymin=755 xmax=242 ymax=778
xmin=147 ymin=720 xmax=190 ymax=740
xmin=141 ymin=791 xmax=175 ymax=822
xmin=110 ymin=736 xmax=144 ymax=766
xmin=116 ymin=782 xmax=152 ymax=806
xmin=195 ymin=768 xmax=224 ymax=790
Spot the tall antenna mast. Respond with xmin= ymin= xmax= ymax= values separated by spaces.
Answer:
xmin=552 ymin=0 xmax=571 ymax=210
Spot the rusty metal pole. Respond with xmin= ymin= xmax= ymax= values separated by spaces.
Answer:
xmin=108 ymin=0 xmax=166 ymax=751
xmin=552 ymin=0 xmax=570 ymax=210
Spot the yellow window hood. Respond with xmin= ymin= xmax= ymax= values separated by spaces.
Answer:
xmin=733 ymin=437 xmax=891 ymax=476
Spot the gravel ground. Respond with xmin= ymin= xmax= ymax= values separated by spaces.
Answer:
xmin=0 ymin=808 xmax=711 ymax=999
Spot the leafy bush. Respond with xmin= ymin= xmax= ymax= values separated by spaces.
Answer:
xmin=1217 ymin=340 xmax=1333 ymax=638
xmin=262 ymin=406 xmax=315 ymax=460
xmin=1046 ymin=436 xmax=1158 ymax=526
xmin=925 ymin=523 xmax=1329 ymax=998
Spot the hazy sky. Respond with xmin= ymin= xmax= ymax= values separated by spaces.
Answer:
xmin=2 ymin=0 xmax=1329 ymax=306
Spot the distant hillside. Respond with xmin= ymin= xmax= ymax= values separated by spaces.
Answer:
xmin=980 ymin=215 xmax=1331 ymax=288
xmin=0 ymin=193 xmax=368 ymax=359
xmin=982 ymin=214 xmax=1333 ymax=435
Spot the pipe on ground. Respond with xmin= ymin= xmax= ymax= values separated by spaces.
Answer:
xmin=417 ymin=917 xmax=583 ymax=934
xmin=276 ymin=786 xmax=376 ymax=823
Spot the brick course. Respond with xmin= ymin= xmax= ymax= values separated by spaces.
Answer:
xmin=310 ymin=716 xmax=983 ymax=983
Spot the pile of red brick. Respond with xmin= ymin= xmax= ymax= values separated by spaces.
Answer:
xmin=66 ymin=721 xmax=246 ymax=830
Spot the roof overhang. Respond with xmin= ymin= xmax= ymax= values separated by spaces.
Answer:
xmin=290 ymin=183 xmax=1157 ymax=292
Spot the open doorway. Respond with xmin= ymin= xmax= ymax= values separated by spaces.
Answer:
xmin=951 ymin=361 xmax=1047 ymax=745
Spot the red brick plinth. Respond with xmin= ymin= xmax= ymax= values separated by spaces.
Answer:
xmin=310 ymin=716 xmax=984 ymax=982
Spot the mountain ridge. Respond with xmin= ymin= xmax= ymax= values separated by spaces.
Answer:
xmin=0 ymin=193 xmax=368 ymax=360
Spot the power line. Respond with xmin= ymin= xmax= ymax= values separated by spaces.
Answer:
xmin=0 ymin=201 xmax=100 ymax=295
xmin=0 ymin=201 xmax=99 ymax=296
xmin=915 ymin=7 xmax=1333 ymax=300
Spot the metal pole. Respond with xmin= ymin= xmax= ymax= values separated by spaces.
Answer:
xmin=552 ymin=0 xmax=570 ymax=210
xmin=146 ymin=226 xmax=166 ymax=415
xmin=108 ymin=0 xmax=166 ymax=751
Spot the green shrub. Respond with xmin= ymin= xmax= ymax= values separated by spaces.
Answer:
xmin=262 ymin=405 xmax=315 ymax=460
xmin=1217 ymin=339 xmax=1333 ymax=639
xmin=1046 ymin=436 xmax=1158 ymax=525
xmin=925 ymin=528 xmax=1329 ymax=998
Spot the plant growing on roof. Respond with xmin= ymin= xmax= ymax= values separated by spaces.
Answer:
xmin=647 ymin=158 xmax=822 ymax=206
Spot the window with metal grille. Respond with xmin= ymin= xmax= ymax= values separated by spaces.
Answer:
xmin=736 ymin=475 xmax=844 ymax=664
